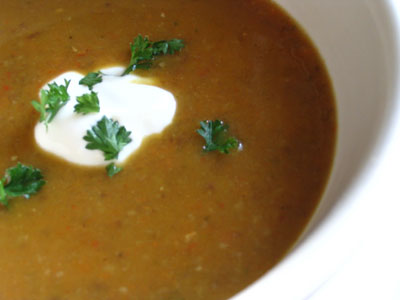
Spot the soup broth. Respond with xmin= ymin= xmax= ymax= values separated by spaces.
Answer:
xmin=0 ymin=0 xmax=336 ymax=299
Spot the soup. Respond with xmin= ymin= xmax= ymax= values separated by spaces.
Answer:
xmin=0 ymin=0 xmax=336 ymax=299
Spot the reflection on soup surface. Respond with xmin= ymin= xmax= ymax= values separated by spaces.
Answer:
xmin=0 ymin=0 xmax=336 ymax=299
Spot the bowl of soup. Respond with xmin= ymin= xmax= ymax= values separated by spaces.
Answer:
xmin=233 ymin=0 xmax=400 ymax=299
xmin=0 ymin=0 xmax=399 ymax=299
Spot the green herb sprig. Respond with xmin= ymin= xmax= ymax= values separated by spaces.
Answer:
xmin=123 ymin=35 xmax=185 ymax=75
xmin=0 ymin=163 xmax=46 ymax=207
xmin=197 ymin=120 xmax=239 ymax=154
xmin=79 ymin=71 xmax=103 ymax=90
xmin=74 ymin=91 xmax=100 ymax=115
xmin=31 ymin=80 xmax=71 ymax=128
xmin=83 ymin=116 xmax=132 ymax=160
xmin=106 ymin=163 xmax=123 ymax=177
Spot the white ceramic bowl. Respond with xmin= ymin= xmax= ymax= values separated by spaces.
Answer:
xmin=232 ymin=0 xmax=400 ymax=299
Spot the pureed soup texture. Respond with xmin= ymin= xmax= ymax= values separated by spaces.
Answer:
xmin=0 ymin=0 xmax=336 ymax=299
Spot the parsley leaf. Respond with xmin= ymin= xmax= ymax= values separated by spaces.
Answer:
xmin=123 ymin=35 xmax=154 ymax=75
xmin=31 ymin=79 xmax=71 ymax=128
xmin=106 ymin=163 xmax=123 ymax=177
xmin=79 ymin=71 xmax=103 ymax=90
xmin=83 ymin=116 xmax=132 ymax=160
xmin=0 ymin=163 xmax=46 ymax=207
xmin=0 ymin=182 xmax=6 ymax=207
xmin=197 ymin=120 xmax=239 ymax=154
xmin=74 ymin=91 xmax=100 ymax=115
xmin=122 ymin=35 xmax=185 ymax=75
xmin=152 ymin=39 xmax=185 ymax=55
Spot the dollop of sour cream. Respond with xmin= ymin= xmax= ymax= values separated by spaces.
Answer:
xmin=34 ymin=67 xmax=176 ymax=166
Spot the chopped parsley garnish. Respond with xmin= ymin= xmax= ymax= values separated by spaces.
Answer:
xmin=31 ymin=79 xmax=71 ymax=128
xmin=79 ymin=71 xmax=103 ymax=90
xmin=0 ymin=163 xmax=45 ymax=207
xmin=84 ymin=116 xmax=132 ymax=160
xmin=197 ymin=120 xmax=239 ymax=154
xmin=122 ymin=35 xmax=185 ymax=75
xmin=152 ymin=39 xmax=186 ymax=55
xmin=74 ymin=92 xmax=100 ymax=115
xmin=106 ymin=163 xmax=123 ymax=177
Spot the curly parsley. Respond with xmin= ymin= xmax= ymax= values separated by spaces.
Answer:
xmin=74 ymin=91 xmax=100 ymax=115
xmin=0 ymin=163 xmax=46 ymax=207
xmin=31 ymin=79 xmax=71 ymax=128
xmin=79 ymin=71 xmax=103 ymax=90
xmin=197 ymin=120 xmax=239 ymax=154
xmin=83 ymin=116 xmax=132 ymax=160
xmin=122 ymin=35 xmax=185 ymax=75
xmin=106 ymin=163 xmax=123 ymax=177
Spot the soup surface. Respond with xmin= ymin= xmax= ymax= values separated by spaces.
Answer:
xmin=0 ymin=0 xmax=336 ymax=299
